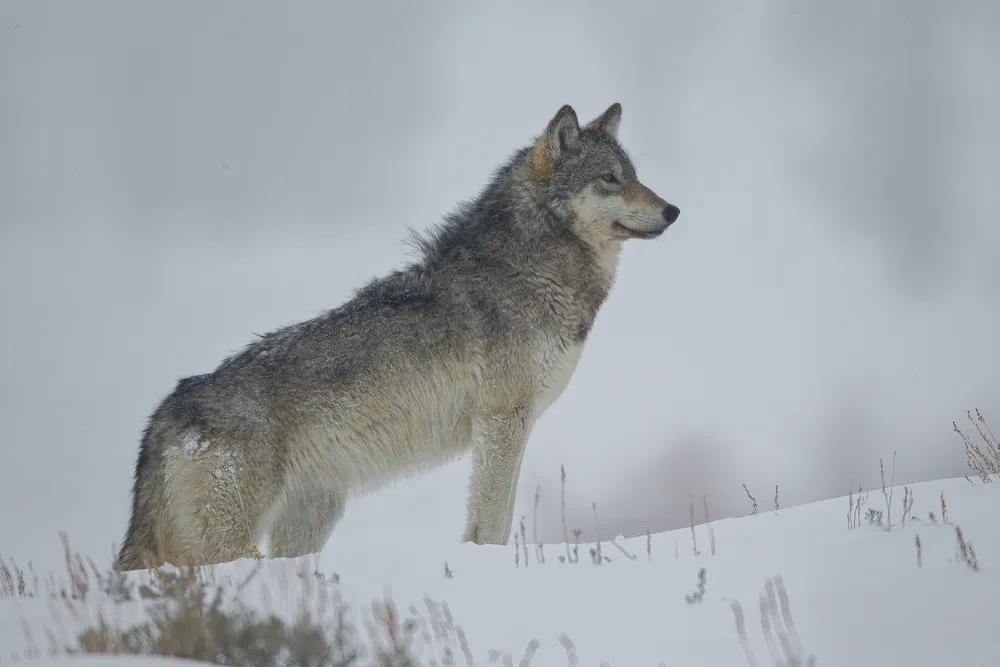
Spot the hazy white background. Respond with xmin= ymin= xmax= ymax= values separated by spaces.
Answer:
xmin=2 ymin=0 xmax=998 ymax=572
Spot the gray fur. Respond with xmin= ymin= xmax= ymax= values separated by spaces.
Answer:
xmin=116 ymin=103 xmax=681 ymax=571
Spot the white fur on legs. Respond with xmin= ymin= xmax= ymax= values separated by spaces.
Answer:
xmin=463 ymin=408 xmax=533 ymax=545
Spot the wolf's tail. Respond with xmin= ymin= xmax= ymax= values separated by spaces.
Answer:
xmin=116 ymin=424 xmax=168 ymax=571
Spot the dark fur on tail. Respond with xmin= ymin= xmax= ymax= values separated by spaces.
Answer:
xmin=118 ymin=374 xmax=215 ymax=571
xmin=116 ymin=421 xmax=167 ymax=571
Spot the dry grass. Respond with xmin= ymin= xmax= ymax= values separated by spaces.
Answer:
xmin=900 ymin=487 xmax=914 ymax=528
xmin=703 ymin=496 xmax=717 ymax=557
xmin=6 ymin=535 xmax=483 ymax=667
xmin=879 ymin=451 xmax=897 ymax=531
xmin=954 ymin=409 xmax=999 ymax=483
xmin=36 ymin=549 xmax=815 ymax=667
xmin=742 ymin=484 xmax=759 ymax=516
xmin=730 ymin=575 xmax=817 ymax=667
xmin=0 ymin=556 xmax=35 ymax=599
xmin=955 ymin=525 xmax=980 ymax=573
xmin=846 ymin=480 xmax=868 ymax=530
xmin=687 ymin=495 xmax=700 ymax=557
xmin=684 ymin=567 xmax=707 ymax=605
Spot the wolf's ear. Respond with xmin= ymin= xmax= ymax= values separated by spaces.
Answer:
xmin=584 ymin=102 xmax=622 ymax=139
xmin=530 ymin=105 xmax=581 ymax=183
xmin=546 ymin=104 xmax=581 ymax=159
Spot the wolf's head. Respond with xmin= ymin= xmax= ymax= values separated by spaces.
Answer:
xmin=529 ymin=103 xmax=680 ymax=243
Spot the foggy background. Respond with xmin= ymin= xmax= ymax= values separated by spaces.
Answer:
xmin=2 ymin=0 xmax=998 ymax=572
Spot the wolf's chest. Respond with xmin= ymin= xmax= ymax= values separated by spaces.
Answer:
xmin=532 ymin=341 xmax=585 ymax=419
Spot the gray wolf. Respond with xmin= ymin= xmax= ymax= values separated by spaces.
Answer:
xmin=116 ymin=102 xmax=681 ymax=570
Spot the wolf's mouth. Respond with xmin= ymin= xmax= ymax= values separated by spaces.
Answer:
xmin=613 ymin=221 xmax=668 ymax=240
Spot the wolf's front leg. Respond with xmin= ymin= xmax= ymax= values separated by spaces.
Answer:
xmin=463 ymin=408 xmax=534 ymax=545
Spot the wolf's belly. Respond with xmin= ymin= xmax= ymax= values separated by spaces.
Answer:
xmin=292 ymin=369 xmax=479 ymax=489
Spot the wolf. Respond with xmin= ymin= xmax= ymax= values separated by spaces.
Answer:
xmin=116 ymin=102 xmax=681 ymax=571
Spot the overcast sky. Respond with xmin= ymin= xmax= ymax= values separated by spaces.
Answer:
xmin=2 ymin=0 xmax=998 ymax=573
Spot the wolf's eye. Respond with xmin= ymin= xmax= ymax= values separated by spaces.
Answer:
xmin=600 ymin=173 xmax=619 ymax=184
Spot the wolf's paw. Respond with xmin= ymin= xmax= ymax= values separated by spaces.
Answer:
xmin=462 ymin=523 xmax=481 ymax=544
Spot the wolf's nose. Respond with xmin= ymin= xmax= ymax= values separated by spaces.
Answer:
xmin=662 ymin=204 xmax=680 ymax=224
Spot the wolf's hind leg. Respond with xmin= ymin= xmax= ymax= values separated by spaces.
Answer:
xmin=267 ymin=486 xmax=346 ymax=559
xmin=163 ymin=447 xmax=280 ymax=567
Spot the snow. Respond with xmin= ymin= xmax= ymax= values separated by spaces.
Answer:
xmin=2 ymin=476 xmax=997 ymax=666
xmin=180 ymin=431 xmax=210 ymax=458
xmin=25 ymin=659 xmax=209 ymax=667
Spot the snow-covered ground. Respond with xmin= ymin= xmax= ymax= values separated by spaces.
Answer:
xmin=22 ymin=660 xmax=209 ymax=667
xmin=2 ymin=476 xmax=997 ymax=666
